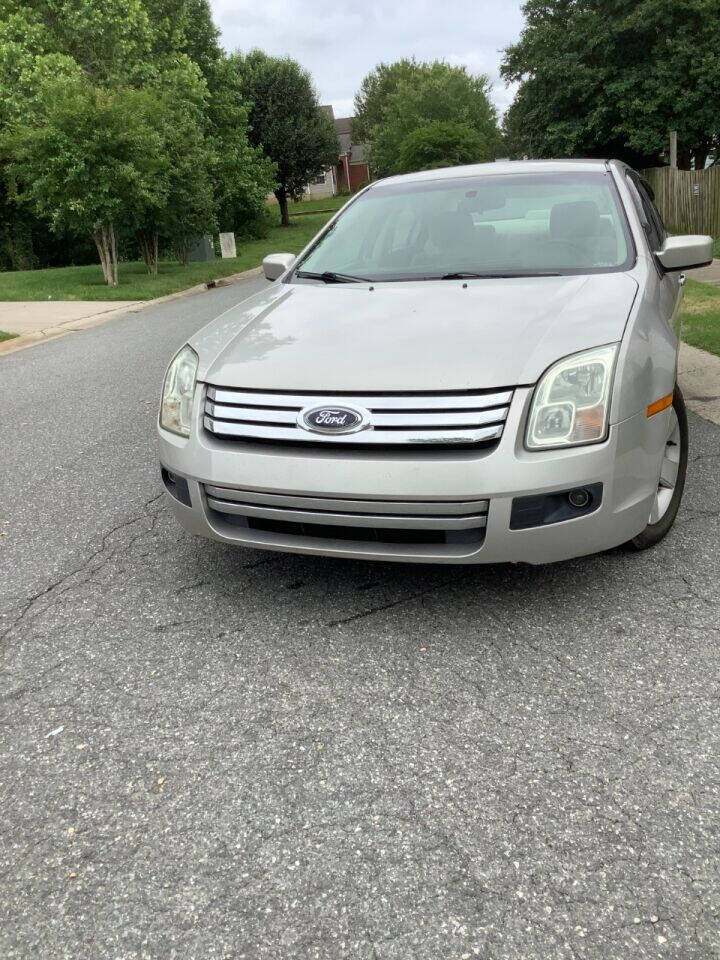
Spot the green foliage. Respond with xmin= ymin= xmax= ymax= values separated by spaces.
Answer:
xmin=6 ymin=77 xmax=165 ymax=237
xmin=501 ymin=0 xmax=720 ymax=168
xmin=397 ymin=121 xmax=494 ymax=173
xmin=352 ymin=59 xmax=419 ymax=144
xmin=233 ymin=51 xmax=339 ymax=223
xmin=0 ymin=0 xmax=278 ymax=274
xmin=205 ymin=57 xmax=277 ymax=235
xmin=144 ymin=0 xmax=221 ymax=79
xmin=0 ymin=0 xmax=155 ymax=86
xmin=144 ymin=80 xmax=217 ymax=266
xmin=353 ymin=59 xmax=500 ymax=177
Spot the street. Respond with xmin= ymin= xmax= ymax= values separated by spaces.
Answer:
xmin=2 ymin=275 xmax=720 ymax=960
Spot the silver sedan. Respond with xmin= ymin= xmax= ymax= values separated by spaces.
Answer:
xmin=157 ymin=160 xmax=713 ymax=564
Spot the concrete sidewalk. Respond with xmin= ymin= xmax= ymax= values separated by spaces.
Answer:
xmin=679 ymin=341 xmax=720 ymax=425
xmin=0 ymin=301 xmax=143 ymax=353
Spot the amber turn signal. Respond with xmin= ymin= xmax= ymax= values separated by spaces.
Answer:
xmin=647 ymin=392 xmax=674 ymax=418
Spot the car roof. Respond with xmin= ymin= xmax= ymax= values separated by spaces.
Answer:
xmin=376 ymin=159 xmax=613 ymax=186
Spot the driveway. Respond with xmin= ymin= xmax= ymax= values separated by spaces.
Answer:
xmin=1 ymin=275 xmax=720 ymax=960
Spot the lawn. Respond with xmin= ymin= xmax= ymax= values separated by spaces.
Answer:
xmin=0 ymin=330 xmax=18 ymax=342
xmin=680 ymin=278 xmax=720 ymax=358
xmin=0 ymin=202 xmax=343 ymax=302
xmin=286 ymin=194 xmax=350 ymax=216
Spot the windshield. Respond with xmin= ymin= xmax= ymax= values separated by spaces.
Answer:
xmin=294 ymin=172 xmax=633 ymax=282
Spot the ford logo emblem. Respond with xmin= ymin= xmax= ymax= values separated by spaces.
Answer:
xmin=299 ymin=404 xmax=370 ymax=435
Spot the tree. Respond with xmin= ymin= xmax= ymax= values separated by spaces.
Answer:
xmin=352 ymin=59 xmax=419 ymax=144
xmin=397 ymin=121 xmax=493 ymax=173
xmin=144 ymin=0 xmax=222 ymax=81
xmin=501 ymin=0 xmax=720 ymax=169
xmin=6 ymin=78 xmax=166 ymax=284
xmin=0 ymin=0 xmax=276 ymax=276
xmin=1 ymin=0 xmax=155 ymax=86
xmin=203 ymin=56 xmax=277 ymax=237
xmin=353 ymin=60 xmax=500 ymax=177
xmin=232 ymin=51 xmax=339 ymax=226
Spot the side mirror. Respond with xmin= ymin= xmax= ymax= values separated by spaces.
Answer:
xmin=655 ymin=235 xmax=713 ymax=272
xmin=263 ymin=253 xmax=295 ymax=281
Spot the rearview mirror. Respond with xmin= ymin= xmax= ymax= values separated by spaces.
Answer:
xmin=263 ymin=253 xmax=295 ymax=281
xmin=655 ymin=235 xmax=713 ymax=272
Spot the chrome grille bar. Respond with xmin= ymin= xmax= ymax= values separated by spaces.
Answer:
xmin=204 ymin=485 xmax=489 ymax=516
xmin=207 ymin=387 xmax=513 ymax=410
xmin=204 ymin=418 xmax=503 ymax=445
xmin=204 ymin=385 xmax=513 ymax=447
xmin=205 ymin=498 xmax=488 ymax=530
xmin=204 ymin=485 xmax=490 ymax=531
xmin=206 ymin=402 xmax=508 ymax=430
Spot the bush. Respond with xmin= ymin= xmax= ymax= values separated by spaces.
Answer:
xmin=397 ymin=121 xmax=493 ymax=173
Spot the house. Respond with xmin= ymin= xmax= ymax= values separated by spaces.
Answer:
xmin=333 ymin=115 xmax=370 ymax=192
xmin=302 ymin=107 xmax=371 ymax=198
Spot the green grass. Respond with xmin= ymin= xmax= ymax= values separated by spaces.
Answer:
xmin=287 ymin=194 xmax=348 ymax=216
xmin=0 ymin=330 xmax=18 ymax=342
xmin=680 ymin=278 xmax=720 ymax=357
xmin=0 ymin=207 xmax=337 ymax=302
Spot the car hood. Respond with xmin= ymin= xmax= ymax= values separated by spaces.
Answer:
xmin=192 ymin=274 xmax=638 ymax=391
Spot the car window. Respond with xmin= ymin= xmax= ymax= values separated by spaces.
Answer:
xmin=639 ymin=179 xmax=667 ymax=248
xmin=295 ymin=171 xmax=633 ymax=282
xmin=627 ymin=172 xmax=666 ymax=251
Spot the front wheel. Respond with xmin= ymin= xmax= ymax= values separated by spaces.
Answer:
xmin=626 ymin=385 xmax=688 ymax=551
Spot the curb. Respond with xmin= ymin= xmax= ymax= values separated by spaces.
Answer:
xmin=0 ymin=265 xmax=264 ymax=358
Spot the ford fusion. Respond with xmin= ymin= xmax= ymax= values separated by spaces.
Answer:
xmin=157 ymin=160 xmax=713 ymax=564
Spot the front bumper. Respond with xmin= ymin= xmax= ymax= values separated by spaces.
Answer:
xmin=157 ymin=386 xmax=668 ymax=565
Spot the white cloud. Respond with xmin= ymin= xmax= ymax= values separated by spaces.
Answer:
xmin=210 ymin=0 xmax=525 ymax=118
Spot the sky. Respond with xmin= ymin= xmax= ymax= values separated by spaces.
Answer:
xmin=209 ymin=0 xmax=525 ymax=120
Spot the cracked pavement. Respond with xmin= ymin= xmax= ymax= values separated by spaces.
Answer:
xmin=1 ymin=276 xmax=720 ymax=959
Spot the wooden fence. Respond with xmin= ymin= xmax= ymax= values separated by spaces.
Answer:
xmin=640 ymin=166 xmax=720 ymax=237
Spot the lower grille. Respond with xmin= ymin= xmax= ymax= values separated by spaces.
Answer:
xmin=204 ymin=385 xmax=513 ymax=448
xmin=203 ymin=485 xmax=488 ymax=548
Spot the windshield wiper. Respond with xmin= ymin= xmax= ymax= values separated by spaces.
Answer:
xmin=296 ymin=270 xmax=371 ymax=283
xmin=440 ymin=271 xmax=562 ymax=280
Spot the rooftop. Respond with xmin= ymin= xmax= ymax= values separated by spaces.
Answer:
xmin=377 ymin=159 xmax=613 ymax=185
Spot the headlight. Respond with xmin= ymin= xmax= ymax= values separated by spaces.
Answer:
xmin=160 ymin=344 xmax=198 ymax=437
xmin=526 ymin=343 xmax=618 ymax=450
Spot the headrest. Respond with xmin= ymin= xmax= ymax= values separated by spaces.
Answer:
xmin=431 ymin=210 xmax=477 ymax=249
xmin=550 ymin=201 xmax=601 ymax=240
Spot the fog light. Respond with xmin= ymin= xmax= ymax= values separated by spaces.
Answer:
xmin=568 ymin=488 xmax=591 ymax=509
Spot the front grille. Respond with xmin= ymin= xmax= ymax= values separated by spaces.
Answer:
xmin=203 ymin=385 xmax=513 ymax=448
xmin=203 ymin=484 xmax=488 ymax=548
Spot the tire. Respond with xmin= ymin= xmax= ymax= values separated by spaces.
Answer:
xmin=626 ymin=385 xmax=688 ymax=551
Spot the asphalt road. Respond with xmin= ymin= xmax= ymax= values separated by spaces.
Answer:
xmin=1 ymin=276 xmax=720 ymax=960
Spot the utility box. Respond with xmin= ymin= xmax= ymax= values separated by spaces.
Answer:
xmin=219 ymin=232 xmax=237 ymax=259
xmin=189 ymin=235 xmax=215 ymax=262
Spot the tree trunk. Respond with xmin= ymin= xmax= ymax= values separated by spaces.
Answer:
xmin=275 ymin=188 xmax=290 ymax=227
xmin=92 ymin=222 xmax=118 ymax=286
xmin=137 ymin=228 xmax=159 ymax=275
xmin=693 ymin=149 xmax=708 ymax=171
xmin=174 ymin=238 xmax=190 ymax=266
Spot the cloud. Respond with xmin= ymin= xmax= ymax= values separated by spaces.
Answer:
xmin=210 ymin=0 xmax=525 ymax=117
